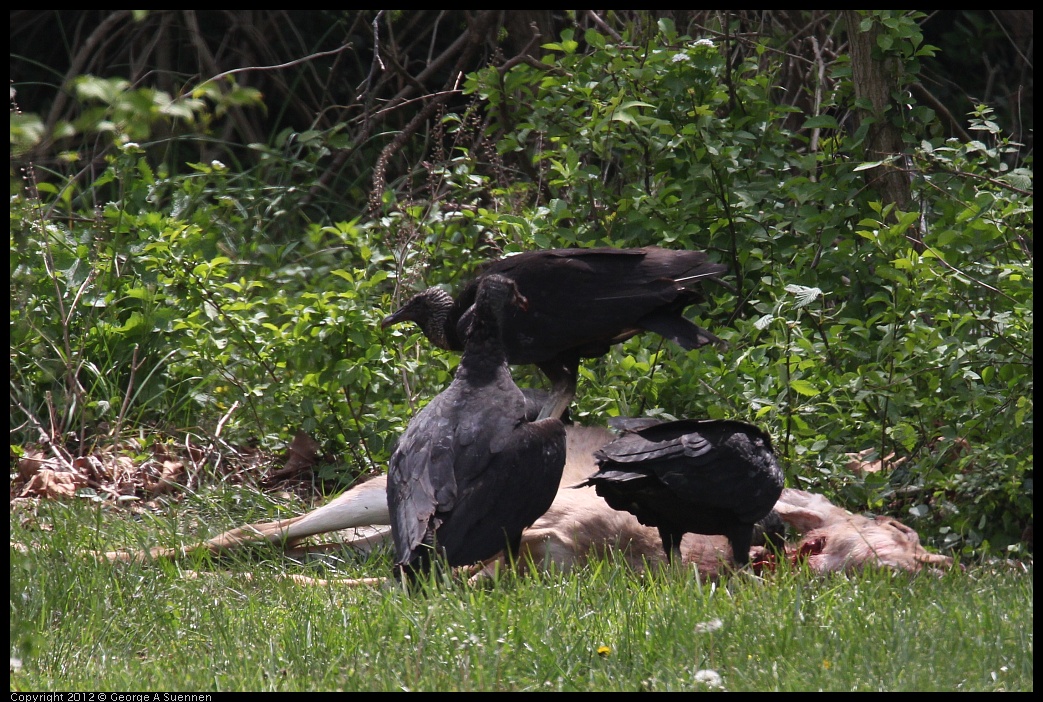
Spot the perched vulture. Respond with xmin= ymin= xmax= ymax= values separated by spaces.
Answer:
xmin=381 ymin=246 xmax=728 ymax=420
xmin=574 ymin=417 xmax=785 ymax=568
xmin=386 ymin=273 xmax=568 ymax=583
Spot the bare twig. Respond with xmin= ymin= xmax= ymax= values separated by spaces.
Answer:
xmin=495 ymin=30 xmax=567 ymax=77
xmin=111 ymin=344 xmax=145 ymax=441
xmin=11 ymin=394 xmax=76 ymax=472
xmin=358 ymin=9 xmax=386 ymax=101
xmin=205 ymin=40 xmax=357 ymax=86
xmin=808 ymin=35 xmax=826 ymax=158
xmin=916 ymin=162 xmax=1033 ymax=198
xmin=585 ymin=10 xmax=624 ymax=44
xmin=368 ymin=37 xmax=485 ymax=213
xmin=215 ymin=400 xmax=240 ymax=438
xmin=909 ymin=236 xmax=1020 ymax=304
xmin=341 ymin=385 xmax=376 ymax=470
xmin=184 ymin=434 xmax=205 ymax=492
xmin=182 ymin=10 xmax=263 ymax=145
xmin=988 ymin=10 xmax=1033 ymax=68
xmin=909 ymin=82 xmax=972 ymax=143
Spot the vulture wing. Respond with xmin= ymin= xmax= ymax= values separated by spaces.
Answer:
xmin=578 ymin=418 xmax=784 ymax=562
xmin=452 ymin=247 xmax=728 ymax=364
xmin=595 ymin=419 xmax=783 ymax=524
xmin=434 ymin=410 xmax=566 ymax=566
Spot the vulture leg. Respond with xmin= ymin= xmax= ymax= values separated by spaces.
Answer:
xmin=658 ymin=527 xmax=684 ymax=563
xmin=727 ymin=525 xmax=755 ymax=568
xmin=535 ymin=355 xmax=580 ymax=421
xmin=504 ymin=531 xmax=524 ymax=568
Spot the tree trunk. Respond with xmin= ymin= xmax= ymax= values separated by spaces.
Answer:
xmin=844 ymin=11 xmax=917 ymax=242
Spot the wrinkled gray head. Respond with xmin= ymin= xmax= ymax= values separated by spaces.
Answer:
xmin=380 ymin=286 xmax=455 ymax=349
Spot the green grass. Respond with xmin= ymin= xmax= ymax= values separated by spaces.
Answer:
xmin=10 ymin=489 xmax=1033 ymax=692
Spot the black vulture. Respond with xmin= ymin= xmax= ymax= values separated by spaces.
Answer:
xmin=381 ymin=246 xmax=729 ymax=420
xmin=573 ymin=417 xmax=785 ymax=568
xmin=386 ymin=273 xmax=568 ymax=583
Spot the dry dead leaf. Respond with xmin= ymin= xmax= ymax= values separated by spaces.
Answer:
xmin=146 ymin=460 xmax=185 ymax=495
xmin=19 ymin=469 xmax=87 ymax=499
xmin=266 ymin=431 xmax=322 ymax=481
xmin=845 ymin=448 xmax=908 ymax=476
xmin=17 ymin=451 xmax=49 ymax=481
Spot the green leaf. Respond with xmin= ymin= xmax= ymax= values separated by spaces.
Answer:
xmin=789 ymin=379 xmax=820 ymax=397
xmin=802 ymin=115 xmax=841 ymax=130
xmin=113 ymin=312 xmax=146 ymax=334
xmin=584 ymin=28 xmax=606 ymax=49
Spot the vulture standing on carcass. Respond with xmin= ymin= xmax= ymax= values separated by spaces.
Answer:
xmin=574 ymin=417 xmax=785 ymax=568
xmin=386 ymin=273 xmax=568 ymax=584
xmin=381 ymin=246 xmax=729 ymax=421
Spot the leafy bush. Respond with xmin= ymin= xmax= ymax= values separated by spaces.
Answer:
xmin=11 ymin=85 xmax=411 ymax=483
xmin=10 ymin=15 xmax=1031 ymax=557
xmin=370 ymin=19 xmax=1033 ymax=556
